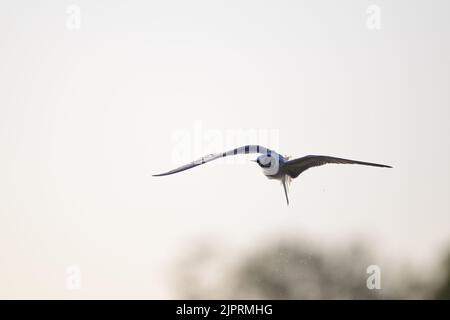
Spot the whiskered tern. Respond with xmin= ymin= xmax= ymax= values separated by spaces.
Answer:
xmin=153 ymin=145 xmax=391 ymax=205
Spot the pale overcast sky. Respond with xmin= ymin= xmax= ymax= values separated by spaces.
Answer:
xmin=1 ymin=0 xmax=449 ymax=298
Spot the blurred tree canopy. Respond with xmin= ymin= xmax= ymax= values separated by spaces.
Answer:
xmin=173 ymin=238 xmax=447 ymax=299
xmin=228 ymin=241 xmax=380 ymax=299
xmin=433 ymin=252 xmax=450 ymax=299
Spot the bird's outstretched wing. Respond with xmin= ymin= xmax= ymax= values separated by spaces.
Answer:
xmin=284 ymin=155 xmax=392 ymax=179
xmin=153 ymin=145 xmax=277 ymax=176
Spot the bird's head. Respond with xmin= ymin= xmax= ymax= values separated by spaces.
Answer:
xmin=253 ymin=155 xmax=273 ymax=168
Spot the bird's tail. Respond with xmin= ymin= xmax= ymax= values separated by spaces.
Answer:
xmin=282 ymin=175 xmax=291 ymax=206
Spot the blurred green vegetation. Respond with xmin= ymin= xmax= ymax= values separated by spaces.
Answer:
xmin=173 ymin=238 xmax=450 ymax=299
xmin=434 ymin=252 xmax=450 ymax=299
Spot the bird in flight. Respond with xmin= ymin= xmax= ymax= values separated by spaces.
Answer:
xmin=153 ymin=145 xmax=391 ymax=205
